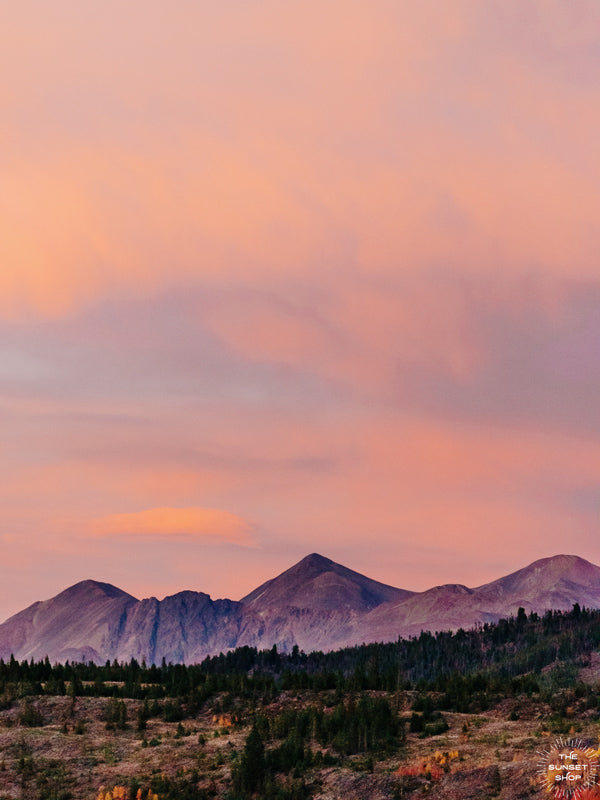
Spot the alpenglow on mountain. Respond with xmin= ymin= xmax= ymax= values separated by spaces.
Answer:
xmin=0 ymin=553 xmax=598 ymax=665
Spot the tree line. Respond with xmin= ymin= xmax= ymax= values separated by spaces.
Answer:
xmin=0 ymin=604 xmax=597 ymax=710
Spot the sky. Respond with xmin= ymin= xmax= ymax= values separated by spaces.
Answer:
xmin=1 ymin=1 xmax=600 ymax=620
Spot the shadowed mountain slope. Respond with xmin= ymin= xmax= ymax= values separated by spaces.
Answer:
xmin=241 ymin=552 xmax=413 ymax=613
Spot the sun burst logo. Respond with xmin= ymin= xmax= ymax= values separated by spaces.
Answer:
xmin=537 ymin=738 xmax=599 ymax=799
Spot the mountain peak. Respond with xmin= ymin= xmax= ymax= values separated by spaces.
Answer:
xmin=3 ymin=553 xmax=600 ymax=665
xmin=286 ymin=553 xmax=337 ymax=580
xmin=527 ymin=554 xmax=593 ymax=572
xmin=55 ymin=580 xmax=137 ymax=603
xmin=475 ymin=554 xmax=600 ymax=610
xmin=241 ymin=553 xmax=412 ymax=612
xmin=298 ymin=552 xmax=334 ymax=568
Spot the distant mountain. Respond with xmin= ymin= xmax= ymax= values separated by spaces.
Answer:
xmin=237 ymin=553 xmax=414 ymax=654
xmin=241 ymin=553 xmax=412 ymax=612
xmin=0 ymin=580 xmax=137 ymax=663
xmin=474 ymin=554 xmax=600 ymax=613
xmin=354 ymin=555 xmax=600 ymax=644
xmin=0 ymin=553 xmax=599 ymax=664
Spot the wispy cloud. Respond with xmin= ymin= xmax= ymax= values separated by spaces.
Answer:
xmin=1 ymin=1 xmax=600 ymax=620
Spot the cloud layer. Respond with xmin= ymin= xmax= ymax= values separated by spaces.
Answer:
xmin=0 ymin=2 xmax=599 ymax=618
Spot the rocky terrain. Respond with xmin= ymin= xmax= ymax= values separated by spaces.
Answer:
xmin=0 ymin=680 xmax=596 ymax=800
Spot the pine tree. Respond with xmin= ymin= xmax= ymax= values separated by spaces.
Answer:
xmin=233 ymin=725 xmax=265 ymax=796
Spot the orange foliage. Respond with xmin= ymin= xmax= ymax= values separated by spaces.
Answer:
xmin=395 ymin=750 xmax=461 ymax=783
xmin=97 ymin=788 xmax=128 ymax=800
xmin=396 ymin=762 xmax=444 ymax=781
xmin=433 ymin=750 xmax=460 ymax=768
xmin=96 ymin=787 xmax=160 ymax=800
xmin=212 ymin=712 xmax=237 ymax=727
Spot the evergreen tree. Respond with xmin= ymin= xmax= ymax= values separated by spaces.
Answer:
xmin=233 ymin=725 xmax=265 ymax=796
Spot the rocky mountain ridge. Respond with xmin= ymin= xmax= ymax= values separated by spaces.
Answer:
xmin=0 ymin=553 xmax=598 ymax=664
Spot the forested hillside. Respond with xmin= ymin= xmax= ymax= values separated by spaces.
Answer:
xmin=1 ymin=603 xmax=595 ymax=696
xmin=1 ymin=605 xmax=599 ymax=800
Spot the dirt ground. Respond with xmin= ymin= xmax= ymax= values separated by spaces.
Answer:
xmin=0 ymin=693 xmax=598 ymax=800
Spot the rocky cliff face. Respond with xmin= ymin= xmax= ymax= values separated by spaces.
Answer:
xmin=1 ymin=553 xmax=599 ymax=664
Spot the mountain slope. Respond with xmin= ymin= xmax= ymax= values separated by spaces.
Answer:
xmin=108 ymin=592 xmax=251 ymax=664
xmin=237 ymin=553 xmax=415 ymax=653
xmin=0 ymin=580 xmax=138 ymax=663
xmin=474 ymin=554 xmax=600 ymax=613
xmin=356 ymin=554 xmax=600 ymax=644
xmin=1 ymin=553 xmax=600 ymax=664
xmin=241 ymin=552 xmax=413 ymax=613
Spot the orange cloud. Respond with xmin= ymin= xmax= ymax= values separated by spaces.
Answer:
xmin=91 ymin=507 xmax=254 ymax=546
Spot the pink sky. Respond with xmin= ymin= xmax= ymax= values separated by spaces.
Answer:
xmin=1 ymin=2 xmax=600 ymax=619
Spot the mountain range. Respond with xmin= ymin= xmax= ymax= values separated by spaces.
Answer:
xmin=0 ymin=552 xmax=598 ymax=665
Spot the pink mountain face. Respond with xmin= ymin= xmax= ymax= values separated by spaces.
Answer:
xmin=0 ymin=553 xmax=598 ymax=664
